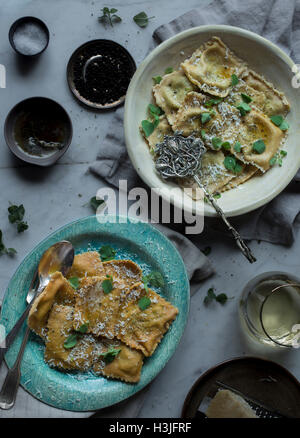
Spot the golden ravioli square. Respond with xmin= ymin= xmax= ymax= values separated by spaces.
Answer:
xmin=93 ymin=339 xmax=144 ymax=383
xmin=116 ymin=282 xmax=178 ymax=357
xmin=179 ymin=149 xmax=236 ymax=197
xmin=233 ymin=109 xmax=285 ymax=171
xmin=181 ymin=37 xmax=246 ymax=97
xmin=73 ymin=276 xmax=127 ymax=339
xmin=45 ymin=304 xmax=101 ymax=371
xmin=28 ymin=271 xmax=75 ymax=338
xmin=67 ymin=251 xmax=104 ymax=279
xmin=153 ymin=70 xmax=196 ymax=125
xmin=243 ymin=70 xmax=290 ymax=116
xmin=141 ymin=115 xmax=173 ymax=153
xmin=103 ymin=259 xmax=142 ymax=288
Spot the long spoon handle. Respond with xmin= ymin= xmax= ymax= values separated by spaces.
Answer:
xmin=0 ymin=326 xmax=30 ymax=409
xmin=0 ymin=270 xmax=38 ymax=368
xmin=194 ymin=175 xmax=256 ymax=263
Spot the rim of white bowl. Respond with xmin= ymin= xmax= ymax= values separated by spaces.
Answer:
xmin=124 ymin=24 xmax=298 ymax=217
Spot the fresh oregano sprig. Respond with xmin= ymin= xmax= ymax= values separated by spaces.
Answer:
xmin=8 ymin=204 xmax=28 ymax=233
xmin=99 ymin=7 xmax=122 ymax=27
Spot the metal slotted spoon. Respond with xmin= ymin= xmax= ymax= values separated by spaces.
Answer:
xmin=155 ymin=133 xmax=256 ymax=263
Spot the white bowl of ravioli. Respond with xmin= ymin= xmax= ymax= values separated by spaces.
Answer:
xmin=124 ymin=25 xmax=300 ymax=217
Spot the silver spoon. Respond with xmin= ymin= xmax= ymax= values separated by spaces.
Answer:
xmin=0 ymin=240 xmax=74 ymax=409
xmin=155 ymin=133 xmax=256 ymax=263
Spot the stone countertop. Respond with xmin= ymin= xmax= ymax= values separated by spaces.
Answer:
xmin=0 ymin=0 xmax=299 ymax=418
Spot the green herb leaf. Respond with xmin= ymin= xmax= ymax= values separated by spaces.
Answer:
xmin=201 ymin=112 xmax=211 ymax=124
xmin=148 ymin=104 xmax=163 ymax=116
xmin=236 ymin=102 xmax=251 ymax=116
xmin=77 ymin=322 xmax=89 ymax=334
xmin=201 ymin=129 xmax=206 ymax=140
xmin=64 ymin=333 xmax=78 ymax=349
xmin=17 ymin=221 xmax=28 ymax=233
xmin=205 ymin=97 xmax=222 ymax=107
xmin=164 ymin=67 xmax=173 ymax=74
xmin=270 ymin=115 xmax=289 ymax=131
xmin=279 ymin=120 xmax=289 ymax=131
xmin=142 ymin=271 xmax=164 ymax=288
xmin=102 ymin=275 xmax=114 ymax=294
xmin=133 ymin=11 xmax=154 ymax=28
xmin=68 ymin=277 xmax=79 ymax=290
xmin=141 ymin=119 xmax=155 ymax=137
xmin=99 ymin=245 xmax=116 ymax=261
xmin=269 ymin=150 xmax=288 ymax=167
xmin=252 ymin=139 xmax=266 ymax=154
xmin=204 ymin=288 xmax=216 ymax=305
xmin=222 ymin=141 xmax=231 ymax=150
xmin=241 ymin=93 xmax=252 ymax=103
xmin=152 ymin=75 xmax=162 ymax=84
xmin=201 ymin=246 xmax=211 ymax=256
xmin=99 ymin=7 xmax=122 ymax=27
xmin=212 ymin=137 xmax=222 ymax=150
xmin=213 ymin=193 xmax=221 ymax=199
xmin=216 ymin=293 xmax=228 ymax=305
xmin=270 ymin=115 xmax=284 ymax=127
xmin=224 ymin=155 xmax=237 ymax=171
xmin=231 ymin=74 xmax=239 ymax=86
xmin=234 ymin=163 xmax=243 ymax=174
xmin=138 ymin=296 xmax=151 ymax=311
xmin=6 ymin=247 xmax=17 ymax=257
xmin=102 ymin=347 xmax=121 ymax=364
xmin=204 ymin=288 xmax=228 ymax=305
xmin=8 ymin=204 xmax=25 ymax=223
xmin=233 ymin=141 xmax=242 ymax=153
xmin=90 ymin=197 xmax=105 ymax=212
xmin=8 ymin=204 xmax=28 ymax=233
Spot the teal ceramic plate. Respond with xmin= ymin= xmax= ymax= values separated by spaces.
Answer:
xmin=0 ymin=216 xmax=189 ymax=411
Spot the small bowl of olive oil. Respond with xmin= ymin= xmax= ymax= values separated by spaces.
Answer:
xmin=4 ymin=97 xmax=73 ymax=166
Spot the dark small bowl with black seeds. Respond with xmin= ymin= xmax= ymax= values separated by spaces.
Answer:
xmin=67 ymin=39 xmax=136 ymax=109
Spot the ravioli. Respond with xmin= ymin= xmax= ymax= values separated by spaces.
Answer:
xmin=242 ymin=70 xmax=290 ymax=116
xmin=93 ymin=339 xmax=144 ymax=383
xmin=103 ymin=259 xmax=142 ymax=288
xmin=172 ymin=91 xmax=215 ymax=136
xmin=116 ymin=282 xmax=178 ymax=357
xmin=73 ymin=275 xmax=127 ymax=339
xmin=45 ymin=304 xmax=101 ymax=370
xmin=199 ymin=150 xmax=237 ymax=194
xmin=181 ymin=37 xmax=246 ymax=97
xmin=153 ymin=70 xmax=196 ymax=125
xmin=142 ymin=115 xmax=173 ymax=153
xmin=67 ymin=251 xmax=104 ymax=279
xmin=28 ymin=271 xmax=75 ymax=338
xmin=232 ymin=109 xmax=284 ymax=171
xmin=221 ymin=165 xmax=258 ymax=192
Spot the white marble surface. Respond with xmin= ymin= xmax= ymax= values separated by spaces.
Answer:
xmin=0 ymin=0 xmax=299 ymax=418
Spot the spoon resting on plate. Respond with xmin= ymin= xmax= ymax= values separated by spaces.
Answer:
xmin=0 ymin=240 xmax=74 ymax=409
xmin=155 ymin=133 xmax=256 ymax=264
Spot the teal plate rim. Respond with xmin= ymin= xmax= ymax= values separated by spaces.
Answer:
xmin=0 ymin=215 xmax=190 ymax=412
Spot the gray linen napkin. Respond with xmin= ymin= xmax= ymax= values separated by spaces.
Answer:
xmin=91 ymin=0 xmax=300 ymax=246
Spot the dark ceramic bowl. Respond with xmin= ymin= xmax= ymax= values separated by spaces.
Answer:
xmin=67 ymin=39 xmax=136 ymax=109
xmin=4 ymin=97 xmax=73 ymax=166
xmin=9 ymin=16 xmax=50 ymax=57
